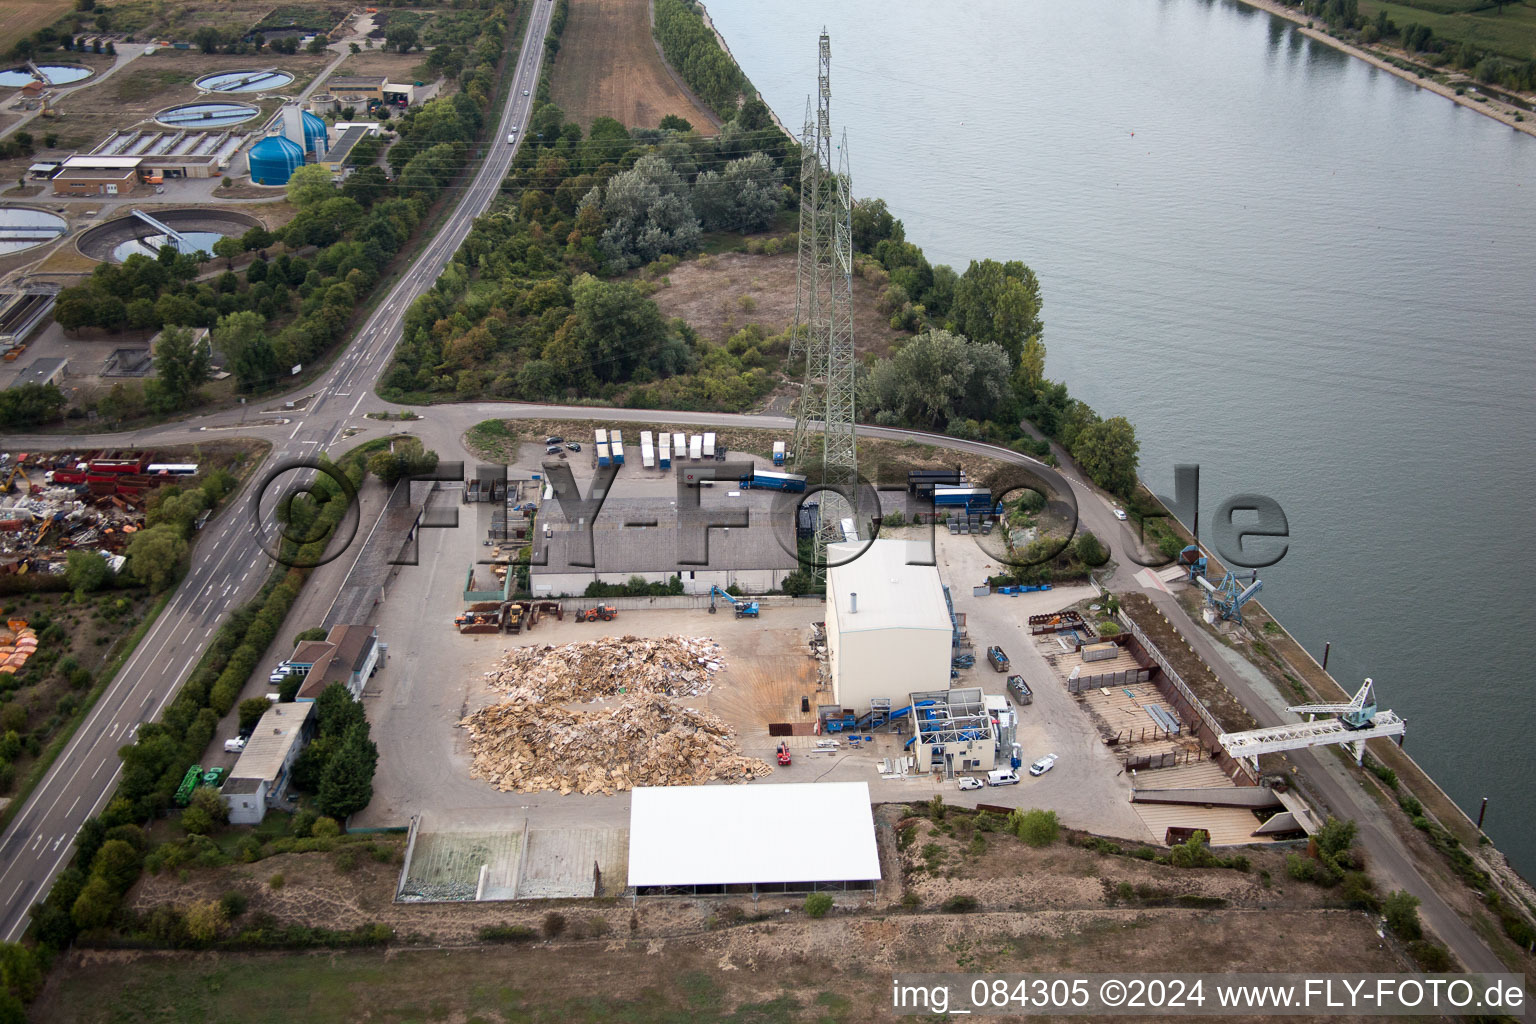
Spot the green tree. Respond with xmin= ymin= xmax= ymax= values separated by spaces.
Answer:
xmin=285 ymin=163 xmax=336 ymax=209
xmin=658 ymin=114 xmax=693 ymax=132
xmin=293 ymin=626 xmax=328 ymax=646
xmin=153 ymin=325 xmax=211 ymax=410
xmin=238 ymin=697 xmax=272 ymax=732
xmin=0 ymin=943 xmax=43 ymax=1001
xmin=0 ymin=383 xmax=67 ymax=428
xmin=693 ymin=152 xmax=781 ymax=233
xmin=1071 ymin=416 xmax=1139 ymax=497
xmin=65 ymin=550 xmax=112 ymax=596
xmin=124 ymin=524 xmax=188 ymax=592
xmin=1382 ymin=890 xmax=1422 ymax=940
xmin=183 ymin=899 xmax=227 ymax=942
xmin=314 ymin=682 xmax=364 ymax=739
xmin=803 ymin=892 xmax=834 ymax=918
xmin=866 ymin=329 xmax=1012 ymax=430
xmin=1074 ymin=531 xmax=1108 ymax=567
xmin=948 ymin=258 xmax=1043 ymax=364
xmin=214 ymin=309 xmax=277 ymax=393
xmin=366 ymin=439 xmax=439 ymax=485
xmin=554 ymin=275 xmax=670 ymax=384
xmin=585 ymin=153 xmax=700 ymax=269
xmin=316 ymin=722 xmax=377 ymax=819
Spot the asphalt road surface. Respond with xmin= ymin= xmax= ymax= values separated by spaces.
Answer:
xmin=0 ymin=0 xmax=557 ymax=943
xmin=0 ymin=0 xmax=1506 ymax=972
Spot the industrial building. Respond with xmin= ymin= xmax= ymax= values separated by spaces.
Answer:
xmin=824 ymin=539 xmax=951 ymax=714
xmin=10 ymin=357 xmax=67 ymax=389
xmin=50 ymin=156 xmax=140 ymax=196
xmin=530 ymin=500 xmax=799 ymax=596
xmin=906 ymin=687 xmax=997 ymax=775
xmin=317 ymin=124 xmax=369 ymax=173
xmin=92 ymin=129 xmax=248 ymax=180
xmin=627 ymin=782 xmax=880 ymax=895
xmin=324 ymin=75 xmax=386 ymax=104
xmin=289 ymin=623 xmax=380 ymax=700
xmin=222 ymin=702 xmax=315 ymax=825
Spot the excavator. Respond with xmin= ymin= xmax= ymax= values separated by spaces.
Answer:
xmin=708 ymin=585 xmax=759 ymax=618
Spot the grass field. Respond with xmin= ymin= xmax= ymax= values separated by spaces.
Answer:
xmin=548 ymin=0 xmax=719 ymax=134
xmin=1360 ymin=0 xmax=1536 ymax=61
xmin=0 ymin=0 xmax=72 ymax=41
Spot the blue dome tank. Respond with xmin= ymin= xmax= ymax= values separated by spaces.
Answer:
xmin=249 ymin=134 xmax=304 ymax=186
xmin=301 ymin=110 xmax=329 ymax=158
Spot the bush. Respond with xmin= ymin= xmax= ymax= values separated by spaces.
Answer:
xmin=803 ymin=892 xmax=834 ymax=918
xmin=219 ymin=890 xmax=248 ymax=919
xmin=1168 ymin=834 xmax=1219 ymax=869
xmin=1010 ymin=808 xmax=1060 ymax=847
xmin=311 ymin=816 xmax=341 ymax=838
xmin=1286 ymin=854 xmax=1317 ymax=882
xmin=268 ymin=873 xmax=284 ymax=889
xmin=542 ymin=911 xmax=566 ymax=938
xmin=1382 ymin=890 xmax=1422 ymax=940
xmin=940 ymin=894 xmax=979 ymax=913
xmin=477 ymin=924 xmax=535 ymax=943
xmin=1407 ymin=939 xmax=1452 ymax=971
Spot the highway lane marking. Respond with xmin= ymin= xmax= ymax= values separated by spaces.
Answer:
xmin=30 ymin=834 xmax=42 ymax=851
xmin=350 ymin=393 xmax=365 ymax=415
xmin=66 ymin=797 xmax=78 ymax=816
xmin=0 ymin=11 xmax=557 ymax=918
xmin=180 ymin=653 xmax=195 ymax=677
xmin=91 ymin=760 xmax=104 ymax=779
xmin=8 ymin=881 xmax=24 ymax=903
xmin=289 ymin=421 xmax=304 ymax=439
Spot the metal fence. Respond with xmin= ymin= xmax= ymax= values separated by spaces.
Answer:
xmin=1066 ymin=667 xmax=1153 ymax=693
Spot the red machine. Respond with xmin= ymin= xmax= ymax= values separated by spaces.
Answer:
xmin=776 ymin=742 xmax=792 ymax=766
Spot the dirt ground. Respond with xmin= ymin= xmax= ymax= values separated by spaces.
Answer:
xmin=70 ymin=802 xmax=1413 ymax=1023
xmin=0 ymin=0 xmax=72 ymax=40
xmin=548 ymin=0 xmax=719 ymax=134
xmin=46 ymin=51 xmax=331 ymax=151
xmin=1120 ymin=591 xmax=1255 ymax=735
xmin=650 ymin=251 xmax=910 ymax=356
xmin=333 ymin=49 xmax=429 ymax=82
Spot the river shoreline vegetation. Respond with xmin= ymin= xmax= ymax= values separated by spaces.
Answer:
xmin=382 ymin=141 xmax=1143 ymax=499
xmin=1284 ymin=0 xmax=1536 ymax=93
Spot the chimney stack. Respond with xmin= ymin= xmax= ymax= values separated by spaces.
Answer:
xmin=850 ymin=592 xmax=857 ymax=614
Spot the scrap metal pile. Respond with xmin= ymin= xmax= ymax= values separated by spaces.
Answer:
xmin=462 ymin=635 xmax=770 ymax=794
xmin=481 ymin=634 xmax=725 ymax=702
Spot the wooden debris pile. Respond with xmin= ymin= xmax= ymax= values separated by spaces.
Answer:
xmin=483 ymin=634 xmax=724 ymax=703
xmin=461 ymin=694 xmax=771 ymax=795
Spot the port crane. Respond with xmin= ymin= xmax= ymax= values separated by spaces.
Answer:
xmin=1219 ymin=678 xmax=1405 ymax=769
xmin=1198 ymin=570 xmax=1262 ymax=626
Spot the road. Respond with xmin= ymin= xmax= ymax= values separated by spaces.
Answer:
xmin=0 ymin=0 xmax=558 ymax=943
xmin=0 ymin=2 xmax=1506 ymax=972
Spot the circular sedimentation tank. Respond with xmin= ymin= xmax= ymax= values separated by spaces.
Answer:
xmin=76 ymin=209 xmax=263 ymax=264
xmin=0 ymin=207 xmax=68 ymax=257
xmin=194 ymin=69 xmax=294 ymax=93
xmin=156 ymin=101 xmax=261 ymax=128
xmin=0 ymin=64 xmax=93 ymax=88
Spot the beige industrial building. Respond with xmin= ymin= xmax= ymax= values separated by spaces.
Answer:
xmin=824 ymin=539 xmax=952 ymax=714
xmin=50 ymin=155 xmax=140 ymax=196
xmin=222 ymin=702 xmax=315 ymax=825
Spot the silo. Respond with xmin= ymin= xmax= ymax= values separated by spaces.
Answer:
xmin=248 ymin=134 xmax=305 ymax=186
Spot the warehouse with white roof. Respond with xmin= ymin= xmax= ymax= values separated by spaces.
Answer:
xmin=628 ymin=782 xmax=880 ymax=895
xmin=824 ymin=539 xmax=952 ymax=716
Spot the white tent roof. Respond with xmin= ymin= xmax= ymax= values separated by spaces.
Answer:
xmin=628 ymin=782 xmax=881 ymax=887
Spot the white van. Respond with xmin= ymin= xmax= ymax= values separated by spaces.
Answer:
xmin=986 ymin=768 xmax=1020 ymax=786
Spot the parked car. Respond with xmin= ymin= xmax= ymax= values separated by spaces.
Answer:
xmin=986 ymin=769 xmax=1020 ymax=786
xmin=1113 ymin=508 xmax=1128 ymax=521
xmin=224 ymin=737 xmax=247 ymax=753
xmin=956 ymin=776 xmax=984 ymax=791
xmin=545 ymin=436 xmax=564 ymax=444
xmin=545 ymin=445 xmax=563 ymax=455
xmin=1029 ymin=753 xmax=1059 ymax=777
xmin=565 ymin=442 xmax=581 ymax=451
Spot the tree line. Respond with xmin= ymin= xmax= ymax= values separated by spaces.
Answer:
xmin=653 ymin=0 xmax=755 ymax=120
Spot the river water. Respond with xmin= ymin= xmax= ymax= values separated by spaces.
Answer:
xmin=706 ymin=0 xmax=1536 ymax=873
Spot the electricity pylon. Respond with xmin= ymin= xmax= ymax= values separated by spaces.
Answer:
xmin=790 ymin=30 xmax=858 ymax=583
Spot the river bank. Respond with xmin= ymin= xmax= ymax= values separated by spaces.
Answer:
xmin=1233 ymin=0 xmax=1536 ymax=138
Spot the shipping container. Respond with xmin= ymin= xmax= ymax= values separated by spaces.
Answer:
xmin=702 ymin=432 xmax=716 ymax=459
xmin=658 ymin=435 xmax=671 ymax=469
xmin=611 ymin=430 xmax=625 ymax=466
xmin=933 ymin=486 xmax=993 ymax=513
xmin=1082 ymin=641 xmax=1119 ymax=663
xmin=672 ymin=432 xmax=686 ymax=459
xmin=772 ymin=441 xmax=786 ymax=466
xmin=594 ymin=428 xmax=607 ymax=446
xmin=596 ymin=442 xmax=610 ymax=467
xmin=641 ymin=435 xmax=656 ymax=469
xmin=689 ymin=435 xmax=703 ymax=461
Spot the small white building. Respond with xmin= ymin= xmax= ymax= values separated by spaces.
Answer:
xmin=825 ymin=539 xmax=951 ymax=715
xmin=908 ymin=687 xmax=996 ymax=776
xmin=223 ymin=702 xmax=315 ymax=825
